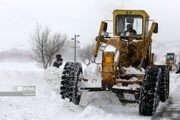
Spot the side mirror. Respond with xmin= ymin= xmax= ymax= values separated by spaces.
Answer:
xmin=103 ymin=22 xmax=107 ymax=32
xmin=98 ymin=21 xmax=108 ymax=36
xmin=153 ymin=23 xmax=158 ymax=33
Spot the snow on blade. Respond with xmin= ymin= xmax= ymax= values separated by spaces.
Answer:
xmin=125 ymin=67 xmax=145 ymax=74
xmin=104 ymin=45 xmax=116 ymax=52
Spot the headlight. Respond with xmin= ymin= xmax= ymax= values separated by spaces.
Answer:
xmin=101 ymin=31 xmax=105 ymax=36
xmin=120 ymin=32 xmax=124 ymax=37
xmin=101 ymin=31 xmax=109 ymax=37
xmin=125 ymin=32 xmax=130 ymax=36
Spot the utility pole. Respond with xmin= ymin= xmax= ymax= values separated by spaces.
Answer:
xmin=71 ymin=34 xmax=80 ymax=62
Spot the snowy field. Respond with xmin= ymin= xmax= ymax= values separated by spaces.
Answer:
xmin=0 ymin=49 xmax=179 ymax=120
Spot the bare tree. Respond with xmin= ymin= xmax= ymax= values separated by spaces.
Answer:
xmin=30 ymin=25 xmax=67 ymax=69
xmin=79 ymin=43 xmax=95 ymax=66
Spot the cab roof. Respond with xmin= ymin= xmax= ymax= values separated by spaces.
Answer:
xmin=113 ymin=10 xmax=149 ymax=17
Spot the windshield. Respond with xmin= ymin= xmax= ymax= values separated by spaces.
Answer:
xmin=167 ymin=54 xmax=174 ymax=60
xmin=115 ymin=15 xmax=143 ymax=36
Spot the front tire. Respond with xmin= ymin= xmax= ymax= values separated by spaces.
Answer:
xmin=60 ymin=62 xmax=82 ymax=105
xmin=139 ymin=66 xmax=161 ymax=116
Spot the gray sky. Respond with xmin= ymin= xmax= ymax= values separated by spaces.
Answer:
xmin=0 ymin=0 xmax=179 ymax=51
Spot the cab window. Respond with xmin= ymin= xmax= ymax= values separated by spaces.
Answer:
xmin=116 ymin=15 xmax=143 ymax=36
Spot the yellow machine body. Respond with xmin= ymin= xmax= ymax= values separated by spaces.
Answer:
xmin=94 ymin=10 xmax=158 ymax=90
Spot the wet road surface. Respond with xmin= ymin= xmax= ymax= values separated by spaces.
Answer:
xmin=152 ymin=97 xmax=180 ymax=120
xmin=152 ymin=73 xmax=180 ymax=120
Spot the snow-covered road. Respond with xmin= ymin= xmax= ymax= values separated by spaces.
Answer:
xmin=0 ymin=62 xmax=179 ymax=120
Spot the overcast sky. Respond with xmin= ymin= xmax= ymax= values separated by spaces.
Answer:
xmin=0 ymin=0 xmax=179 ymax=51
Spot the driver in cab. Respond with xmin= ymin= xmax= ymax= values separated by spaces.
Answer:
xmin=125 ymin=24 xmax=137 ymax=36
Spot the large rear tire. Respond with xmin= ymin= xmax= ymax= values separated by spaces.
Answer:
xmin=158 ymin=65 xmax=169 ymax=102
xmin=60 ymin=62 xmax=82 ymax=105
xmin=139 ymin=66 xmax=161 ymax=116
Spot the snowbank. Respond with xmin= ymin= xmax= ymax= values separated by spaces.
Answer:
xmin=0 ymin=62 xmax=152 ymax=120
xmin=83 ymin=63 xmax=102 ymax=87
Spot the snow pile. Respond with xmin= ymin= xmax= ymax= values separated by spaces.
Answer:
xmin=83 ymin=63 xmax=102 ymax=87
xmin=104 ymin=45 xmax=116 ymax=52
xmin=0 ymin=62 xmax=149 ymax=120
xmin=169 ymin=73 xmax=180 ymax=93
xmin=114 ymin=83 xmax=140 ymax=91
xmin=125 ymin=67 xmax=145 ymax=74
xmin=43 ymin=66 xmax=62 ymax=93
xmin=0 ymin=63 xmax=79 ymax=120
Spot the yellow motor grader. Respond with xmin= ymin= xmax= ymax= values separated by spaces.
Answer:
xmin=165 ymin=53 xmax=176 ymax=71
xmin=60 ymin=10 xmax=169 ymax=116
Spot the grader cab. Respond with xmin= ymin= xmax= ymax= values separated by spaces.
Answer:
xmin=60 ymin=10 xmax=169 ymax=116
